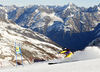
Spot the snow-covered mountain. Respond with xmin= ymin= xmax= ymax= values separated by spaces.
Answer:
xmin=0 ymin=19 xmax=62 ymax=67
xmin=0 ymin=3 xmax=100 ymax=51
xmin=88 ymin=38 xmax=100 ymax=46
xmin=88 ymin=23 xmax=100 ymax=46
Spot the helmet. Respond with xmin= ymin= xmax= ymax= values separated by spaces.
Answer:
xmin=62 ymin=47 xmax=67 ymax=51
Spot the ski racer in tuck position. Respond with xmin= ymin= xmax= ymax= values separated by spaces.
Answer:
xmin=59 ymin=47 xmax=73 ymax=58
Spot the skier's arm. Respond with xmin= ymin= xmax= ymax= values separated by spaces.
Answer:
xmin=60 ymin=51 xmax=67 ymax=54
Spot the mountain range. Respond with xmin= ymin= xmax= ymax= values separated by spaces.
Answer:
xmin=0 ymin=3 xmax=100 ymax=51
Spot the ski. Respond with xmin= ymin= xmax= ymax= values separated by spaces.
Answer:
xmin=48 ymin=60 xmax=78 ymax=65
xmin=48 ymin=62 xmax=57 ymax=65
xmin=48 ymin=62 xmax=65 ymax=65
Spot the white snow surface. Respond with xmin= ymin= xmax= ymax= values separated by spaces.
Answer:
xmin=0 ymin=46 xmax=100 ymax=72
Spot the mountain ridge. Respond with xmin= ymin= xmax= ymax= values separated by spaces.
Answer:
xmin=0 ymin=3 xmax=100 ymax=51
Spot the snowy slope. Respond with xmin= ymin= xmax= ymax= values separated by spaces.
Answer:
xmin=0 ymin=46 xmax=100 ymax=72
xmin=0 ymin=58 xmax=100 ymax=72
xmin=0 ymin=21 xmax=62 ymax=67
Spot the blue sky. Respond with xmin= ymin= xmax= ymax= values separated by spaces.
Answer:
xmin=0 ymin=0 xmax=100 ymax=8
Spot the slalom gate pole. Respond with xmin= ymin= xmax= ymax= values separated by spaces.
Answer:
xmin=19 ymin=43 xmax=24 ymax=67
xmin=15 ymin=42 xmax=18 ymax=67
xmin=21 ymin=53 xmax=24 ymax=67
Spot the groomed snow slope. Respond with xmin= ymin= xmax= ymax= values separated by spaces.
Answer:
xmin=0 ymin=46 xmax=100 ymax=72
xmin=0 ymin=58 xmax=100 ymax=72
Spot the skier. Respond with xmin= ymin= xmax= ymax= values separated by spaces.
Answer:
xmin=48 ymin=48 xmax=73 ymax=65
xmin=59 ymin=47 xmax=73 ymax=58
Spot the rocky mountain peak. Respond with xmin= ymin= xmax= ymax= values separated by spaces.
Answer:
xmin=98 ymin=3 xmax=100 ymax=7
xmin=0 ymin=4 xmax=3 ymax=7
xmin=68 ymin=3 xmax=75 ymax=6
xmin=63 ymin=3 xmax=77 ymax=9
